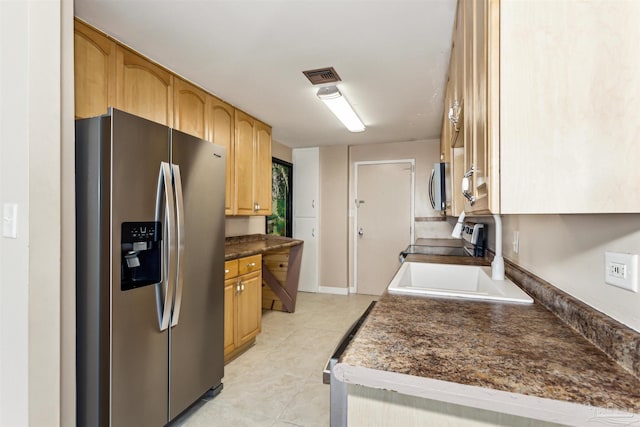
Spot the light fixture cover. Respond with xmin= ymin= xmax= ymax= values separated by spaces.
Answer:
xmin=317 ymin=86 xmax=365 ymax=132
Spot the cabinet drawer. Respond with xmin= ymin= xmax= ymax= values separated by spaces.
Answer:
xmin=225 ymin=260 xmax=239 ymax=280
xmin=238 ymin=255 xmax=261 ymax=275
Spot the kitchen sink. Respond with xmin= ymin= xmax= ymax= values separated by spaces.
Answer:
xmin=387 ymin=262 xmax=533 ymax=304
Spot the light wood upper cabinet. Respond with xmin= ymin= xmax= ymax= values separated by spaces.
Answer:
xmin=75 ymin=18 xmax=274 ymax=216
xmin=207 ymin=96 xmax=236 ymax=215
xmin=115 ymin=46 xmax=173 ymax=126
xmin=74 ymin=21 xmax=115 ymax=119
xmin=234 ymin=110 xmax=256 ymax=215
xmin=234 ymin=110 xmax=272 ymax=215
xmin=254 ymin=120 xmax=273 ymax=215
xmin=441 ymin=2 xmax=466 ymax=217
xmin=448 ymin=0 xmax=640 ymax=214
xmin=463 ymin=0 xmax=490 ymax=214
xmin=450 ymin=0 xmax=465 ymax=146
xmin=173 ymin=78 xmax=207 ymax=139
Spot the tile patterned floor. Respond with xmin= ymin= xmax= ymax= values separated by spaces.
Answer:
xmin=179 ymin=292 xmax=377 ymax=427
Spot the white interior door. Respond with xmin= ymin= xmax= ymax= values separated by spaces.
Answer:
xmin=355 ymin=162 xmax=413 ymax=295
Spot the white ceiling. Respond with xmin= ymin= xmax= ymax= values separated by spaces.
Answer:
xmin=74 ymin=0 xmax=457 ymax=148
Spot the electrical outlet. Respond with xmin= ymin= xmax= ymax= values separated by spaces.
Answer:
xmin=605 ymin=252 xmax=638 ymax=292
xmin=512 ymin=231 xmax=519 ymax=254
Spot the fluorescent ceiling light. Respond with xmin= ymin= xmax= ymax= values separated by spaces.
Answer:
xmin=317 ymin=86 xmax=365 ymax=133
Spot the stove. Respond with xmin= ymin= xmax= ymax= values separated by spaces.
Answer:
xmin=400 ymin=221 xmax=485 ymax=262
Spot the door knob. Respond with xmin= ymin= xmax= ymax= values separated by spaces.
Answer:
xmin=358 ymin=227 xmax=364 ymax=237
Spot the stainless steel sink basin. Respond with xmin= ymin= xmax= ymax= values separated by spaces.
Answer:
xmin=388 ymin=262 xmax=533 ymax=304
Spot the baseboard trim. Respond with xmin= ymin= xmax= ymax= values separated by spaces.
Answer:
xmin=318 ymin=286 xmax=349 ymax=295
xmin=349 ymin=286 xmax=356 ymax=294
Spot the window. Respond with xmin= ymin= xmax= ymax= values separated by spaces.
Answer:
xmin=265 ymin=158 xmax=292 ymax=237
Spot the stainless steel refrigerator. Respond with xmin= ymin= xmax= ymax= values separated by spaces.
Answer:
xmin=76 ymin=108 xmax=225 ymax=426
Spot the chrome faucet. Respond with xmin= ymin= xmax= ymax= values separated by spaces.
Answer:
xmin=491 ymin=214 xmax=505 ymax=281
xmin=451 ymin=211 xmax=466 ymax=238
xmin=451 ymin=211 xmax=505 ymax=280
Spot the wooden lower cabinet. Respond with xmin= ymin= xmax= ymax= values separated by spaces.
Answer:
xmin=223 ymin=277 xmax=237 ymax=356
xmin=224 ymin=255 xmax=262 ymax=363
xmin=236 ymin=270 xmax=261 ymax=347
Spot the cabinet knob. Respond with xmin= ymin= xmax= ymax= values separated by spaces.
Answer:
xmin=247 ymin=262 xmax=256 ymax=268
xmin=241 ymin=283 xmax=245 ymax=291
xmin=225 ymin=269 xmax=230 ymax=274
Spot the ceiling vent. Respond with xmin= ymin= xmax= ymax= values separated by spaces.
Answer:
xmin=302 ymin=67 xmax=342 ymax=85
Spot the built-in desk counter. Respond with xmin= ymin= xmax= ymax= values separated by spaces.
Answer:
xmin=225 ymin=234 xmax=303 ymax=313
xmin=225 ymin=234 xmax=303 ymax=261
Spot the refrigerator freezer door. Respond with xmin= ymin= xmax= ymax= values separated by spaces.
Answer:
xmin=110 ymin=110 xmax=172 ymax=427
xmin=168 ymin=130 xmax=226 ymax=418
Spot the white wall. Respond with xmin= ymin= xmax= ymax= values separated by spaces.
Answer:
xmin=486 ymin=214 xmax=640 ymax=333
xmin=319 ymin=145 xmax=349 ymax=289
xmin=0 ymin=0 xmax=64 ymax=424
xmin=0 ymin=3 xmax=30 ymax=422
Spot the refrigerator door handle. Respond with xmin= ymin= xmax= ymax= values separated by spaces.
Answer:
xmin=155 ymin=161 xmax=177 ymax=331
xmin=170 ymin=164 xmax=185 ymax=327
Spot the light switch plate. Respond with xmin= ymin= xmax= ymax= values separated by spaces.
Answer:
xmin=605 ymin=251 xmax=638 ymax=292
xmin=2 ymin=203 xmax=18 ymax=239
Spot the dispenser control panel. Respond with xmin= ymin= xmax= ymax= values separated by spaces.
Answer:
xmin=121 ymin=221 xmax=162 ymax=291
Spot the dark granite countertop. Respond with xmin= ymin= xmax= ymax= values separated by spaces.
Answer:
xmin=224 ymin=234 xmax=303 ymax=261
xmin=334 ymin=256 xmax=640 ymax=424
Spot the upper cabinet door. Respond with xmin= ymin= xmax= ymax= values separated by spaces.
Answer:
xmin=254 ymin=120 xmax=272 ymax=215
xmin=173 ymin=78 xmax=207 ymax=139
xmin=292 ymin=147 xmax=319 ymax=218
xmin=115 ymin=46 xmax=173 ymax=126
xmin=74 ymin=21 xmax=116 ymax=119
xmin=207 ymin=96 xmax=235 ymax=215
xmin=464 ymin=0 xmax=490 ymax=214
xmin=234 ymin=110 xmax=256 ymax=215
xmin=450 ymin=0 xmax=465 ymax=143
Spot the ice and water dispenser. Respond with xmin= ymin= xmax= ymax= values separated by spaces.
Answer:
xmin=121 ymin=221 xmax=162 ymax=291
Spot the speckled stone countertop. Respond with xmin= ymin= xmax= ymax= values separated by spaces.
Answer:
xmin=224 ymin=234 xmax=303 ymax=260
xmin=335 ymin=257 xmax=640 ymax=425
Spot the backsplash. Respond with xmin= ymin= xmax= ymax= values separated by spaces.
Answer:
xmin=503 ymin=255 xmax=640 ymax=379
xmin=414 ymin=217 xmax=453 ymax=240
xmin=225 ymin=216 xmax=266 ymax=237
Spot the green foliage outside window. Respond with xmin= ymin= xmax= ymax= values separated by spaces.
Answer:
xmin=266 ymin=160 xmax=292 ymax=237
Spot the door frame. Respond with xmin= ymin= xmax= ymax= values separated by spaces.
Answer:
xmin=352 ymin=160 xmax=415 ymax=293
